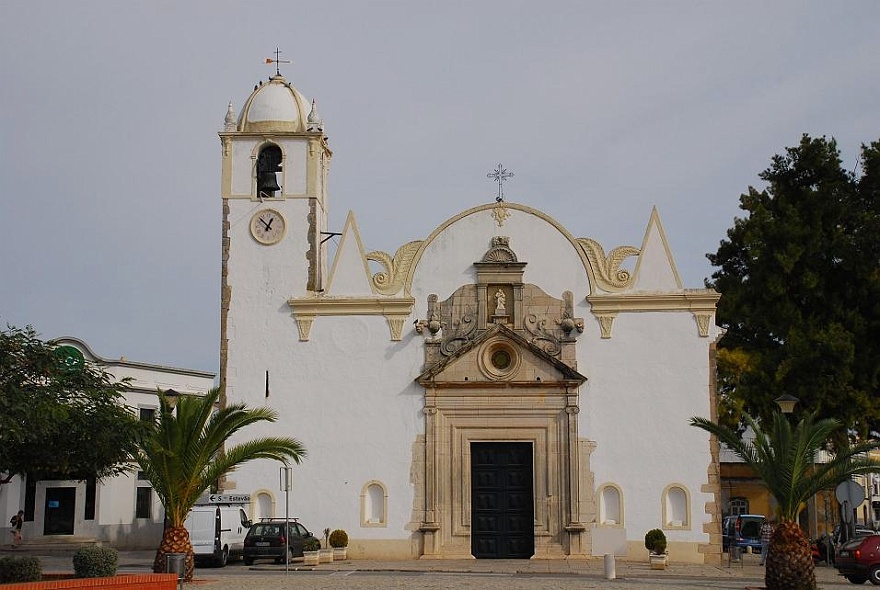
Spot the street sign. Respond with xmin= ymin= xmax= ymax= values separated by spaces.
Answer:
xmin=206 ymin=494 xmax=250 ymax=504
xmin=836 ymin=480 xmax=864 ymax=524
xmin=280 ymin=467 xmax=293 ymax=492
xmin=836 ymin=480 xmax=864 ymax=507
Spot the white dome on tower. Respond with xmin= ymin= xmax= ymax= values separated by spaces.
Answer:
xmin=237 ymin=74 xmax=312 ymax=132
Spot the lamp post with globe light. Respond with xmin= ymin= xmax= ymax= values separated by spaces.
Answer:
xmin=773 ymin=394 xmax=824 ymax=541
xmin=774 ymin=394 xmax=799 ymax=415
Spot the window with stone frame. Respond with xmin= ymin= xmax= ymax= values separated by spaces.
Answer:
xmin=729 ymin=497 xmax=749 ymax=516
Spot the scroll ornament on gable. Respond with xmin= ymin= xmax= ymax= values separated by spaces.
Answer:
xmin=367 ymin=240 xmax=424 ymax=296
xmin=576 ymin=238 xmax=639 ymax=292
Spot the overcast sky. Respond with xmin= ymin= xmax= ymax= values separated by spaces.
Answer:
xmin=1 ymin=1 xmax=877 ymax=375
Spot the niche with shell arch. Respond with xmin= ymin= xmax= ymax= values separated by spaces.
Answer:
xmin=661 ymin=483 xmax=690 ymax=529
xmin=360 ymin=480 xmax=387 ymax=527
xmin=597 ymin=483 xmax=624 ymax=527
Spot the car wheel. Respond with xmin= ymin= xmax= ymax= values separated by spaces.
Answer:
xmin=243 ymin=557 xmax=253 ymax=566
xmin=846 ymin=574 xmax=868 ymax=584
xmin=215 ymin=546 xmax=229 ymax=567
xmin=869 ymin=565 xmax=880 ymax=585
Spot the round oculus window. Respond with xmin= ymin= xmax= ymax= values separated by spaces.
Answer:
xmin=479 ymin=341 xmax=520 ymax=380
xmin=491 ymin=349 xmax=512 ymax=370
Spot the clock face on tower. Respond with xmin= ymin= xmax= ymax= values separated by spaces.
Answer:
xmin=250 ymin=209 xmax=286 ymax=245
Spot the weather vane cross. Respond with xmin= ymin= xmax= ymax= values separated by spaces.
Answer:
xmin=265 ymin=47 xmax=291 ymax=76
xmin=488 ymin=163 xmax=514 ymax=203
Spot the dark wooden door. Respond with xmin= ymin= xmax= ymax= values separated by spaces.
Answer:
xmin=471 ymin=442 xmax=534 ymax=558
xmin=43 ymin=487 xmax=76 ymax=535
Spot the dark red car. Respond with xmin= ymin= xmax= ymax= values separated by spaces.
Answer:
xmin=835 ymin=533 xmax=880 ymax=585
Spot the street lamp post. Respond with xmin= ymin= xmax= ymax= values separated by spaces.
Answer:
xmin=774 ymin=394 xmax=799 ymax=414
xmin=164 ymin=388 xmax=181 ymax=409
xmin=774 ymin=395 xmax=820 ymax=539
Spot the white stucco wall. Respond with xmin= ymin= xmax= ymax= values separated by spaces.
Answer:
xmin=584 ymin=311 xmax=716 ymax=547
xmin=224 ymin=311 xmax=425 ymax=538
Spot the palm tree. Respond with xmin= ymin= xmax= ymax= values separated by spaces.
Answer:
xmin=691 ymin=410 xmax=880 ymax=590
xmin=135 ymin=387 xmax=306 ymax=581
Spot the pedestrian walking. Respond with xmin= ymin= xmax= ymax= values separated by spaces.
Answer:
xmin=759 ymin=519 xmax=774 ymax=565
xmin=9 ymin=510 xmax=24 ymax=546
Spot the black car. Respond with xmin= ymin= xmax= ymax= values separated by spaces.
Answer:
xmin=242 ymin=519 xmax=316 ymax=565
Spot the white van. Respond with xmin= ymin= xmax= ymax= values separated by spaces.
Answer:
xmin=184 ymin=495 xmax=252 ymax=566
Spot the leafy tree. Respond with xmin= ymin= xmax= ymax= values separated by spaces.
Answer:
xmin=707 ymin=136 xmax=880 ymax=437
xmin=135 ymin=387 xmax=306 ymax=581
xmin=691 ymin=412 xmax=880 ymax=590
xmin=0 ymin=325 xmax=143 ymax=484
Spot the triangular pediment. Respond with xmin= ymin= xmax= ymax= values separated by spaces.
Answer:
xmin=325 ymin=211 xmax=375 ymax=295
xmin=631 ymin=207 xmax=683 ymax=291
xmin=416 ymin=323 xmax=586 ymax=387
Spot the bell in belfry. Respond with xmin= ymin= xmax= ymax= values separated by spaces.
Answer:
xmin=257 ymin=145 xmax=282 ymax=197
xmin=258 ymin=169 xmax=281 ymax=195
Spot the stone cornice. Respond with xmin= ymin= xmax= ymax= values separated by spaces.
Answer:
xmin=587 ymin=289 xmax=720 ymax=338
xmin=288 ymin=296 xmax=415 ymax=341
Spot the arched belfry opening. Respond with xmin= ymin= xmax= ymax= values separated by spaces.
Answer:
xmin=414 ymin=236 xmax=594 ymax=560
xmin=256 ymin=144 xmax=282 ymax=198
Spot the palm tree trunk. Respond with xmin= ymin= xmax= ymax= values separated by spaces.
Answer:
xmin=765 ymin=520 xmax=816 ymax=590
xmin=152 ymin=525 xmax=195 ymax=582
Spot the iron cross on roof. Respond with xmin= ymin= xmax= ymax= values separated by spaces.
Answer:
xmin=265 ymin=47 xmax=291 ymax=76
xmin=488 ymin=163 xmax=514 ymax=203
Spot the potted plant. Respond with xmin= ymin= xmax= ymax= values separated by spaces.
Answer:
xmin=303 ymin=536 xmax=321 ymax=566
xmin=329 ymin=529 xmax=349 ymax=560
xmin=644 ymin=528 xmax=668 ymax=569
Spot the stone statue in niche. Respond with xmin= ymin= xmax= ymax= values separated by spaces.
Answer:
xmin=494 ymin=289 xmax=506 ymax=314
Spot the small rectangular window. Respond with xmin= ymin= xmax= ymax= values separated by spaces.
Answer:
xmin=139 ymin=408 xmax=156 ymax=423
xmin=135 ymin=487 xmax=152 ymax=519
xmin=84 ymin=478 xmax=96 ymax=520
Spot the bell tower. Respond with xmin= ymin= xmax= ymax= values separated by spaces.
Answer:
xmin=219 ymin=72 xmax=331 ymax=291
xmin=219 ymin=67 xmax=332 ymax=408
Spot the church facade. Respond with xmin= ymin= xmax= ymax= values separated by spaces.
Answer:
xmin=219 ymin=70 xmax=723 ymax=563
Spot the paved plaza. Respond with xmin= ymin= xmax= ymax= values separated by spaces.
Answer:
xmin=1 ymin=546 xmax=859 ymax=589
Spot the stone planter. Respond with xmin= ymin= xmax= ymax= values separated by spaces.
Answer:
xmin=302 ymin=550 xmax=320 ymax=566
xmin=649 ymin=553 xmax=668 ymax=570
xmin=319 ymin=548 xmax=334 ymax=563
xmin=332 ymin=547 xmax=347 ymax=561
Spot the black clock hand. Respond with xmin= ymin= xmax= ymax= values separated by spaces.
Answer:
xmin=260 ymin=218 xmax=272 ymax=230
xmin=265 ymin=218 xmax=274 ymax=230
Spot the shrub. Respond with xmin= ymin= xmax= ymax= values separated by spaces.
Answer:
xmin=0 ymin=555 xmax=42 ymax=583
xmin=73 ymin=545 xmax=118 ymax=578
xmin=329 ymin=529 xmax=349 ymax=548
xmin=644 ymin=528 xmax=667 ymax=554
xmin=303 ymin=536 xmax=322 ymax=552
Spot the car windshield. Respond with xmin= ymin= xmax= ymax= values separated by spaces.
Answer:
xmin=833 ymin=524 xmax=876 ymax=542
